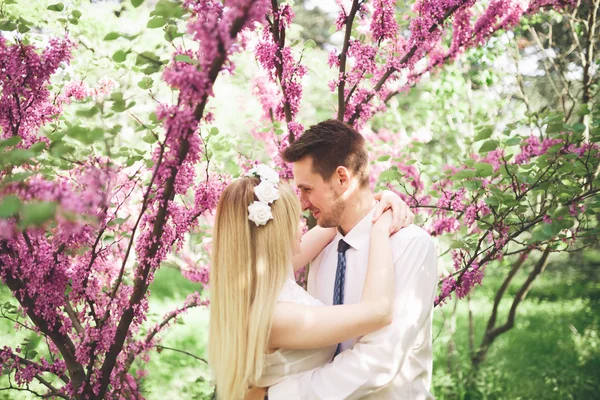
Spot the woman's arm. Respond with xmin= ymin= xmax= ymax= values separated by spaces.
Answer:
xmin=292 ymin=226 xmax=336 ymax=272
xmin=373 ymin=191 xmax=414 ymax=232
xmin=292 ymin=190 xmax=413 ymax=272
xmin=270 ymin=211 xmax=395 ymax=350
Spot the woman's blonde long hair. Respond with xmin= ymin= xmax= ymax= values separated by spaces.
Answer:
xmin=208 ymin=177 xmax=301 ymax=399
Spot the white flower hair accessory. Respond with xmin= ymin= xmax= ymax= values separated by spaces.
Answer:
xmin=246 ymin=164 xmax=280 ymax=226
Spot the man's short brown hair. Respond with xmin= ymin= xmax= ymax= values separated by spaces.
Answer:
xmin=282 ymin=119 xmax=369 ymax=187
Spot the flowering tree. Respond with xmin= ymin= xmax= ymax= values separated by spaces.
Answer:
xmin=0 ymin=0 xmax=597 ymax=399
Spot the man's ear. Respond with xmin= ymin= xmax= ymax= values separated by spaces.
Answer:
xmin=334 ymin=166 xmax=350 ymax=189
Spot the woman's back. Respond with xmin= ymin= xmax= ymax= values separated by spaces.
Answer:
xmin=258 ymin=277 xmax=336 ymax=387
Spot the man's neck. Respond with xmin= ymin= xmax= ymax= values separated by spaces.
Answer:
xmin=338 ymin=189 xmax=375 ymax=236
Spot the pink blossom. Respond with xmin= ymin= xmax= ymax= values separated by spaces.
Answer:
xmin=0 ymin=36 xmax=74 ymax=148
xmin=370 ymin=0 xmax=398 ymax=42
xmin=431 ymin=217 xmax=461 ymax=236
xmin=569 ymin=204 xmax=585 ymax=217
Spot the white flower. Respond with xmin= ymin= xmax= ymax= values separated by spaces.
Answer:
xmin=254 ymin=181 xmax=280 ymax=204
xmin=248 ymin=201 xmax=273 ymax=226
xmin=255 ymin=164 xmax=280 ymax=184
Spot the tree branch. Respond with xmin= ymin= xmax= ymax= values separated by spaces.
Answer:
xmin=337 ymin=0 xmax=362 ymax=120
xmin=473 ymin=246 xmax=551 ymax=365
xmin=347 ymin=1 xmax=464 ymax=125
xmin=93 ymin=4 xmax=257 ymax=398
xmin=0 ymin=243 xmax=85 ymax=391
xmin=154 ymin=345 xmax=207 ymax=364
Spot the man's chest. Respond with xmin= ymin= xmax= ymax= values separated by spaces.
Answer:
xmin=308 ymin=247 xmax=369 ymax=306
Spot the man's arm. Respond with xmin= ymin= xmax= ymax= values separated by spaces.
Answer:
xmin=268 ymin=235 xmax=438 ymax=400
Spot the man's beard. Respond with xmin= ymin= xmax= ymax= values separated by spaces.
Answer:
xmin=317 ymin=191 xmax=345 ymax=228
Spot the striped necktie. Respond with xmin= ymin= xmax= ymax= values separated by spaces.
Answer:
xmin=333 ymin=238 xmax=351 ymax=357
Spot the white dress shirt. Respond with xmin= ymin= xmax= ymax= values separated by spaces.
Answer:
xmin=269 ymin=205 xmax=438 ymax=399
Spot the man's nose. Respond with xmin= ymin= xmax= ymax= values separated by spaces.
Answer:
xmin=300 ymin=196 xmax=311 ymax=211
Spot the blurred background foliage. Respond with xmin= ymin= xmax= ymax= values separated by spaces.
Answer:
xmin=0 ymin=0 xmax=598 ymax=399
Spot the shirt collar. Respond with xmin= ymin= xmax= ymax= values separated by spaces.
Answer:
xmin=336 ymin=201 xmax=378 ymax=252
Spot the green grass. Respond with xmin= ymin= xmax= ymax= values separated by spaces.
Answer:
xmin=1 ymin=258 xmax=599 ymax=399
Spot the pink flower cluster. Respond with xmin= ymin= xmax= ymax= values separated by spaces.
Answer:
xmin=61 ymin=77 xmax=117 ymax=104
xmin=514 ymin=135 xmax=563 ymax=164
xmin=255 ymin=4 xmax=307 ymax=123
xmin=0 ymin=346 xmax=67 ymax=387
xmin=423 ymin=0 xmax=575 ymax=75
xmin=370 ymin=0 xmax=398 ymax=42
xmin=0 ymin=36 xmax=74 ymax=148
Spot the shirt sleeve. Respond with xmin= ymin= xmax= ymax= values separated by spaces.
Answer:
xmin=268 ymin=235 xmax=438 ymax=399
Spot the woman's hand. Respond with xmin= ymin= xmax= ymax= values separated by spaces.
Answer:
xmin=245 ymin=387 xmax=266 ymax=400
xmin=372 ymin=209 xmax=394 ymax=235
xmin=372 ymin=190 xmax=414 ymax=234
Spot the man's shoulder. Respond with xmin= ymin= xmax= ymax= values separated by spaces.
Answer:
xmin=389 ymin=224 xmax=436 ymax=259
xmin=391 ymin=224 xmax=433 ymax=241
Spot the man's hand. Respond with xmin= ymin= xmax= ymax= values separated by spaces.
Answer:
xmin=245 ymin=386 xmax=267 ymax=400
xmin=373 ymin=190 xmax=414 ymax=233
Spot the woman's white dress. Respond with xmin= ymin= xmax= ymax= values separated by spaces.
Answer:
xmin=257 ymin=277 xmax=337 ymax=387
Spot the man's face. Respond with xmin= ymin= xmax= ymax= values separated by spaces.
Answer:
xmin=292 ymin=157 xmax=346 ymax=228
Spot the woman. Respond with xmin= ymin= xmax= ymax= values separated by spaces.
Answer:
xmin=208 ymin=167 xmax=406 ymax=399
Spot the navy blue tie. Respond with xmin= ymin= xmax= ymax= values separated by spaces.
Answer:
xmin=333 ymin=239 xmax=351 ymax=357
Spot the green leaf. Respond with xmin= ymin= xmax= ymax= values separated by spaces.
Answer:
xmin=572 ymin=123 xmax=586 ymax=133
xmin=147 ymin=17 xmax=167 ymax=28
xmin=474 ymin=162 xmax=494 ymax=177
xmin=379 ymin=170 xmax=398 ymax=182
xmin=474 ymin=125 xmax=493 ymax=142
xmin=530 ymin=225 xmax=552 ymax=242
xmin=18 ymin=22 xmax=31 ymax=33
xmin=108 ymin=217 xmax=129 ymax=226
xmin=464 ymin=180 xmax=482 ymax=190
xmin=377 ymin=155 xmax=391 ymax=162
xmin=72 ymin=9 xmax=82 ymax=18
xmin=506 ymin=137 xmax=521 ymax=146
xmin=131 ymin=0 xmax=144 ymax=7
xmin=552 ymin=206 xmax=569 ymax=219
xmin=135 ymin=51 xmax=162 ymax=66
xmin=0 ymin=196 xmax=21 ymax=218
xmin=76 ymin=106 xmax=100 ymax=118
xmin=546 ymin=122 xmax=564 ymax=133
xmin=0 ymin=20 xmax=17 ymax=31
xmin=164 ymin=24 xmax=183 ymax=42
xmin=450 ymin=241 xmax=466 ymax=249
xmin=111 ymin=99 xmax=127 ymax=112
xmin=175 ymin=54 xmax=194 ymax=64
xmin=304 ymin=39 xmax=317 ymax=49
xmin=47 ymin=3 xmax=65 ymax=11
xmin=65 ymin=126 xmax=104 ymax=144
xmin=103 ymin=32 xmax=120 ymax=41
xmin=141 ymin=64 xmax=162 ymax=75
xmin=0 ymin=136 xmax=21 ymax=148
xmin=479 ymin=140 xmax=499 ymax=153
xmin=142 ymin=132 xmax=157 ymax=144
xmin=112 ymin=50 xmax=128 ymax=63
xmin=558 ymin=163 xmax=574 ymax=174
xmin=151 ymin=0 xmax=185 ymax=19
xmin=452 ymin=169 xmax=476 ymax=180
xmin=137 ymin=76 xmax=154 ymax=89
xmin=18 ymin=201 xmax=57 ymax=229
xmin=30 ymin=142 xmax=47 ymax=154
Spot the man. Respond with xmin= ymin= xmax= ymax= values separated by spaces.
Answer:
xmin=262 ymin=119 xmax=438 ymax=399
